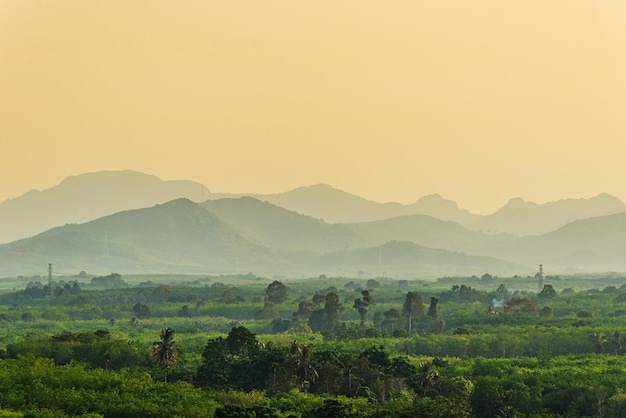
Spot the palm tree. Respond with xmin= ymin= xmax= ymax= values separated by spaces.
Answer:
xmin=288 ymin=340 xmax=318 ymax=393
xmin=353 ymin=290 xmax=374 ymax=330
xmin=416 ymin=361 xmax=439 ymax=395
xmin=151 ymin=327 xmax=177 ymax=382
xmin=589 ymin=332 xmax=607 ymax=354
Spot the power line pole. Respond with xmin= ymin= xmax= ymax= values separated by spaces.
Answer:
xmin=48 ymin=263 xmax=54 ymax=297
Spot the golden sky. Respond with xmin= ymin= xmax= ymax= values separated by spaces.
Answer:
xmin=1 ymin=0 xmax=625 ymax=214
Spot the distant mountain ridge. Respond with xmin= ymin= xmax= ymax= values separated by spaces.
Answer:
xmin=1 ymin=169 xmax=625 ymax=257
xmin=209 ymin=184 xmax=626 ymax=236
xmin=0 ymin=198 xmax=279 ymax=276
xmin=479 ymin=211 xmax=626 ymax=272
xmin=0 ymin=198 xmax=523 ymax=278
xmin=470 ymin=193 xmax=626 ymax=236
xmin=3 ymin=191 xmax=626 ymax=277
xmin=210 ymin=184 xmax=480 ymax=225
xmin=0 ymin=171 xmax=210 ymax=244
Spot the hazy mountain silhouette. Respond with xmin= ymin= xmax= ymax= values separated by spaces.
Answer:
xmin=313 ymin=241 xmax=523 ymax=278
xmin=0 ymin=199 xmax=278 ymax=276
xmin=210 ymin=184 xmax=479 ymax=224
xmin=3 ymin=170 xmax=626 ymax=277
xmin=469 ymin=193 xmax=626 ymax=236
xmin=212 ymin=185 xmax=626 ymax=236
xmin=200 ymin=197 xmax=364 ymax=252
xmin=5 ymin=170 xmax=623 ymax=244
xmin=480 ymin=211 xmax=626 ymax=272
xmin=0 ymin=170 xmax=210 ymax=244
xmin=0 ymin=198 xmax=524 ymax=278
xmin=343 ymin=215 xmax=515 ymax=253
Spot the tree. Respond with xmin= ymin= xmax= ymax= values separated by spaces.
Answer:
xmin=459 ymin=285 xmax=475 ymax=302
xmin=226 ymin=326 xmax=259 ymax=358
xmin=288 ymin=341 xmax=318 ymax=393
xmin=150 ymin=327 xmax=177 ymax=382
xmin=255 ymin=302 xmax=280 ymax=320
xmin=504 ymin=297 xmax=536 ymax=316
xmin=177 ymin=305 xmax=192 ymax=318
xmin=609 ymin=331 xmax=623 ymax=355
xmin=417 ymin=361 xmax=439 ymax=395
xmin=366 ymin=279 xmax=381 ymax=288
xmin=427 ymin=297 xmax=439 ymax=318
xmin=323 ymin=292 xmax=344 ymax=332
xmin=132 ymin=302 xmax=151 ymax=319
xmin=293 ymin=300 xmax=315 ymax=323
xmin=590 ymin=332 xmax=608 ymax=354
xmin=403 ymin=291 xmax=424 ymax=334
xmin=538 ymin=284 xmax=556 ymax=301
xmin=266 ymin=280 xmax=288 ymax=304
xmin=197 ymin=337 xmax=230 ymax=388
xmin=308 ymin=308 xmax=326 ymax=333
xmin=381 ymin=308 xmax=401 ymax=333
xmin=539 ymin=306 xmax=554 ymax=317
xmin=312 ymin=293 xmax=326 ymax=306
xmin=352 ymin=290 xmax=374 ymax=329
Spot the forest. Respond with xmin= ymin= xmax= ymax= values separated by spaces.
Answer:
xmin=0 ymin=271 xmax=626 ymax=417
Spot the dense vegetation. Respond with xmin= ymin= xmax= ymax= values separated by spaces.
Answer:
xmin=0 ymin=271 xmax=626 ymax=417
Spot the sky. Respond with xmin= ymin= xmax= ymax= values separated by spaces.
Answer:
xmin=1 ymin=1 xmax=625 ymax=214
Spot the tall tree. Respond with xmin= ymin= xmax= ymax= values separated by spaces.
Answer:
xmin=150 ymin=327 xmax=177 ymax=383
xmin=402 ymin=291 xmax=424 ymax=334
xmin=427 ymin=297 xmax=439 ymax=318
xmin=538 ymin=284 xmax=556 ymax=301
xmin=352 ymin=290 xmax=374 ymax=329
xmin=323 ymin=292 xmax=344 ymax=332
xmin=610 ymin=331 xmax=623 ymax=355
xmin=197 ymin=337 xmax=230 ymax=388
xmin=417 ymin=361 xmax=439 ymax=395
xmin=266 ymin=280 xmax=288 ymax=304
xmin=590 ymin=332 xmax=607 ymax=354
xmin=381 ymin=308 xmax=401 ymax=333
xmin=293 ymin=300 xmax=316 ymax=324
xmin=288 ymin=340 xmax=318 ymax=393
xmin=132 ymin=302 xmax=151 ymax=319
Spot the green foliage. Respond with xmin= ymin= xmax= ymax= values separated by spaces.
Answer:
xmin=5 ymin=274 xmax=626 ymax=416
xmin=538 ymin=284 xmax=557 ymax=301
xmin=266 ymin=280 xmax=289 ymax=304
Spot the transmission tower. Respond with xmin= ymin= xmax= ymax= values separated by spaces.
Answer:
xmin=536 ymin=264 xmax=544 ymax=291
xmin=48 ymin=263 xmax=54 ymax=297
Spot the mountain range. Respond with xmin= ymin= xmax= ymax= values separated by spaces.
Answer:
xmin=0 ymin=171 xmax=209 ymax=244
xmin=1 ymin=170 xmax=626 ymax=278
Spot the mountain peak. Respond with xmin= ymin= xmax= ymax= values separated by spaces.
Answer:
xmin=502 ymin=197 xmax=539 ymax=209
xmin=415 ymin=193 xmax=460 ymax=209
xmin=0 ymin=170 xmax=211 ymax=244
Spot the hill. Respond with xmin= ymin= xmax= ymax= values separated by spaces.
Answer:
xmin=469 ymin=193 xmax=626 ymax=236
xmin=482 ymin=211 xmax=626 ymax=272
xmin=343 ymin=214 xmax=514 ymax=253
xmin=0 ymin=170 xmax=210 ymax=244
xmin=0 ymin=198 xmax=524 ymax=278
xmin=210 ymin=184 xmax=479 ymax=224
xmin=314 ymin=241 xmax=525 ymax=278
xmin=200 ymin=197 xmax=363 ymax=252
xmin=0 ymin=199 xmax=278 ymax=276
